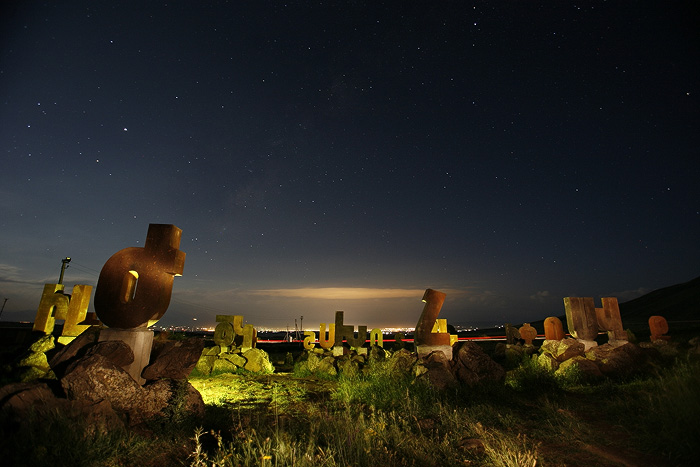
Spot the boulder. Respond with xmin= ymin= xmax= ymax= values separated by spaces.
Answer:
xmin=387 ymin=348 xmax=418 ymax=373
xmin=212 ymin=358 xmax=238 ymax=374
xmin=48 ymin=326 xmax=101 ymax=377
xmin=555 ymin=356 xmax=603 ymax=380
xmin=420 ymin=351 xmax=457 ymax=390
xmin=305 ymin=351 xmax=323 ymax=373
xmin=585 ymin=342 xmax=645 ymax=377
xmin=142 ymin=338 xmax=205 ymax=380
xmin=537 ymin=352 xmax=560 ymax=371
xmin=29 ymin=334 xmax=55 ymax=354
xmin=0 ymin=381 xmax=124 ymax=434
xmin=221 ymin=352 xmax=247 ymax=368
xmin=0 ymin=381 xmax=59 ymax=416
xmin=242 ymin=348 xmax=274 ymax=374
xmin=61 ymin=354 xmax=144 ymax=413
xmin=452 ymin=342 xmax=505 ymax=386
xmin=337 ymin=357 xmax=360 ymax=378
xmin=195 ymin=355 xmax=217 ymax=375
xmin=86 ymin=340 xmax=135 ymax=368
xmin=17 ymin=351 xmax=51 ymax=374
xmin=316 ymin=356 xmax=338 ymax=377
xmin=540 ymin=338 xmax=585 ymax=362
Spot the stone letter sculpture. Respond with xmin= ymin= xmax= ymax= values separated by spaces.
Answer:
xmin=93 ymin=224 xmax=185 ymax=384
xmin=595 ymin=297 xmax=627 ymax=344
xmin=563 ymin=297 xmax=598 ymax=349
xmin=334 ymin=311 xmax=368 ymax=348
xmin=415 ymin=288 xmax=455 ymax=358
xmin=33 ymin=283 xmax=93 ymax=344
xmin=94 ymin=224 xmax=185 ymax=329
xmin=543 ymin=316 xmax=565 ymax=341
xmin=318 ymin=323 xmax=335 ymax=349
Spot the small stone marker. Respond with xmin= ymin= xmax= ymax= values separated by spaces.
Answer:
xmin=649 ymin=315 xmax=670 ymax=341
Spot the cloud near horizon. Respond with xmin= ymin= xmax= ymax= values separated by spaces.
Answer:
xmin=246 ymin=287 xmax=466 ymax=300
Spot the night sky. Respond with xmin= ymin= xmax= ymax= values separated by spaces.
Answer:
xmin=1 ymin=1 xmax=698 ymax=331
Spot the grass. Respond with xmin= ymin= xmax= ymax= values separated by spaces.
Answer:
xmin=2 ymin=347 xmax=699 ymax=466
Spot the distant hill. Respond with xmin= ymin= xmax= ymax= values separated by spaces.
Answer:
xmin=619 ymin=275 xmax=700 ymax=324
xmin=515 ymin=275 xmax=700 ymax=335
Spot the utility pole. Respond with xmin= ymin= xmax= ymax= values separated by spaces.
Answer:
xmin=300 ymin=315 xmax=303 ymax=333
xmin=0 ymin=298 xmax=7 ymax=320
xmin=58 ymin=257 xmax=71 ymax=284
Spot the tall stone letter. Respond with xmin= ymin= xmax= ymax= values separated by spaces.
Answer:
xmin=415 ymin=289 xmax=452 ymax=358
xmin=94 ymin=224 xmax=185 ymax=328
xmin=564 ymin=297 xmax=598 ymax=350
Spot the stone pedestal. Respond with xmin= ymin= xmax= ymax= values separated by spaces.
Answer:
xmin=99 ymin=327 xmax=154 ymax=385
xmin=577 ymin=339 xmax=598 ymax=351
xmin=416 ymin=344 xmax=453 ymax=360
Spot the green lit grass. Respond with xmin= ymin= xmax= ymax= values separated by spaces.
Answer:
xmin=2 ymin=353 xmax=699 ymax=466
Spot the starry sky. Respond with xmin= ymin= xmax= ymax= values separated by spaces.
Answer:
xmin=1 ymin=1 xmax=698 ymax=331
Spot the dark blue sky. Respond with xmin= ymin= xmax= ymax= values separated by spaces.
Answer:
xmin=1 ymin=1 xmax=698 ymax=330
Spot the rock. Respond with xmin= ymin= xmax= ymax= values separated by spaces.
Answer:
xmin=0 ymin=381 xmax=59 ymax=415
xmin=86 ymin=340 xmax=134 ymax=368
xmin=337 ymin=358 xmax=360 ymax=378
xmin=61 ymin=354 xmax=144 ymax=413
xmin=585 ymin=342 xmax=645 ymax=377
xmin=555 ymin=356 xmax=603 ymax=380
xmin=17 ymin=351 xmax=51 ymax=373
xmin=537 ymin=352 xmax=560 ymax=371
xmin=541 ymin=338 xmax=585 ymax=362
xmin=368 ymin=345 xmax=388 ymax=361
xmin=421 ymin=351 xmax=457 ymax=390
xmin=142 ymin=338 xmax=204 ymax=380
xmin=458 ymin=437 xmax=486 ymax=455
xmin=221 ymin=352 xmax=247 ymax=368
xmin=242 ymin=348 xmax=274 ymax=374
xmin=316 ymin=356 xmax=338 ymax=377
xmin=452 ymin=342 xmax=505 ymax=386
xmin=211 ymin=358 xmax=238 ymax=373
xmin=0 ymin=381 xmax=124 ymax=434
xmin=387 ymin=348 xmax=418 ymax=373
xmin=48 ymin=326 xmax=101 ymax=377
xmin=194 ymin=356 xmax=215 ymax=375
xmin=305 ymin=351 xmax=323 ymax=373
xmin=29 ymin=334 xmax=55 ymax=354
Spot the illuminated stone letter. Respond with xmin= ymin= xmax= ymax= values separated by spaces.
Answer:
xmin=59 ymin=284 xmax=93 ymax=344
xmin=94 ymin=224 xmax=185 ymax=328
xmin=33 ymin=284 xmax=69 ymax=334
xmin=595 ymin=297 xmax=627 ymax=343
xmin=334 ymin=311 xmax=367 ymax=348
xmin=303 ymin=331 xmax=316 ymax=350
xmin=33 ymin=283 xmax=93 ymax=344
xmin=214 ymin=315 xmax=236 ymax=351
xmin=369 ymin=328 xmax=383 ymax=347
xmin=318 ymin=323 xmax=335 ymax=349
xmin=564 ymin=297 xmax=598 ymax=349
xmin=415 ymin=289 xmax=452 ymax=358
xmin=242 ymin=324 xmax=256 ymax=351
xmin=415 ymin=289 xmax=450 ymax=346
xmin=543 ymin=317 xmax=565 ymax=341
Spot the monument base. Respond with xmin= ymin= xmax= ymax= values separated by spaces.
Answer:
xmin=576 ymin=339 xmax=598 ymax=351
xmin=99 ymin=327 xmax=153 ymax=385
xmin=416 ymin=344 xmax=453 ymax=360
